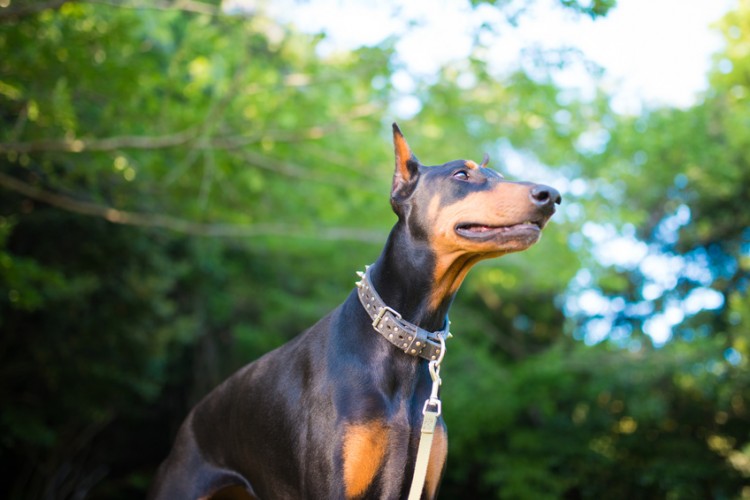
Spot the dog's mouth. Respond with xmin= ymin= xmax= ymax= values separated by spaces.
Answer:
xmin=455 ymin=220 xmax=543 ymax=241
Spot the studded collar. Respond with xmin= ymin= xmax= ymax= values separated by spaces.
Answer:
xmin=356 ymin=265 xmax=450 ymax=361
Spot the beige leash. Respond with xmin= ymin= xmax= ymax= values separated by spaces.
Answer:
xmin=407 ymin=332 xmax=447 ymax=500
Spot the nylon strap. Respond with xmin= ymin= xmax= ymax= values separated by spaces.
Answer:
xmin=408 ymin=406 xmax=440 ymax=500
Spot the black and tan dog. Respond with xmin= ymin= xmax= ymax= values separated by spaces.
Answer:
xmin=149 ymin=124 xmax=560 ymax=499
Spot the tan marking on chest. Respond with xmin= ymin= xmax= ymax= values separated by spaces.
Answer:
xmin=425 ymin=425 xmax=448 ymax=498
xmin=342 ymin=420 xmax=389 ymax=498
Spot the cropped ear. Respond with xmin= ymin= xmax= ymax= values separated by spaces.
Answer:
xmin=479 ymin=152 xmax=490 ymax=168
xmin=391 ymin=123 xmax=420 ymax=202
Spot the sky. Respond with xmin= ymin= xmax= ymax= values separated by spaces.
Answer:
xmin=236 ymin=0 xmax=737 ymax=114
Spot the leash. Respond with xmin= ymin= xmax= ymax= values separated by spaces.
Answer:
xmin=355 ymin=265 xmax=450 ymax=499
xmin=407 ymin=332 xmax=446 ymax=500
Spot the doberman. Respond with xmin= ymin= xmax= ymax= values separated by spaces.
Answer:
xmin=149 ymin=124 xmax=561 ymax=500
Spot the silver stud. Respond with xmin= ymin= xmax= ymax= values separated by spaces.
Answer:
xmin=431 ymin=356 xmax=437 ymax=360
xmin=356 ymin=271 xmax=365 ymax=278
xmin=415 ymin=341 xmax=421 ymax=346
xmin=403 ymin=343 xmax=408 ymax=348
xmin=411 ymin=349 xmax=417 ymax=354
xmin=389 ymin=334 xmax=393 ymax=339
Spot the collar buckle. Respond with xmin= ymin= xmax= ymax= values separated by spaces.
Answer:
xmin=372 ymin=305 xmax=401 ymax=330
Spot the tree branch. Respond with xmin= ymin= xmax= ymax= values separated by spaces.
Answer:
xmin=84 ymin=0 xmax=223 ymax=16
xmin=0 ymin=128 xmax=200 ymax=154
xmin=0 ymin=172 xmax=386 ymax=242
xmin=240 ymin=150 xmax=381 ymax=194
xmin=0 ymin=100 xmax=377 ymax=154
xmin=0 ymin=0 xmax=69 ymax=22
xmin=0 ymin=120 xmax=363 ymax=154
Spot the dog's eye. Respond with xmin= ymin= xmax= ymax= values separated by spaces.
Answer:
xmin=453 ymin=170 xmax=469 ymax=181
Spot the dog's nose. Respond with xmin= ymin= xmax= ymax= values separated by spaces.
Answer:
xmin=529 ymin=184 xmax=562 ymax=207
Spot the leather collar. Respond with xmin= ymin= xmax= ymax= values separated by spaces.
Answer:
xmin=356 ymin=265 xmax=450 ymax=361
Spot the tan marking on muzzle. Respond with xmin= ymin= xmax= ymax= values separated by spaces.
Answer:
xmin=425 ymin=183 xmax=543 ymax=311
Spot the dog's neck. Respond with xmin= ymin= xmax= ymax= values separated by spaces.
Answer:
xmin=368 ymin=223 xmax=465 ymax=333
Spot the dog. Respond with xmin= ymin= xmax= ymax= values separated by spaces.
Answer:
xmin=149 ymin=124 xmax=560 ymax=499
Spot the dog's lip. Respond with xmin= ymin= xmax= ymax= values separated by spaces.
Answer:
xmin=455 ymin=220 xmax=542 ymax=239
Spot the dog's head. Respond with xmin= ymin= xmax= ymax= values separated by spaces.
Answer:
xmin=390 ymin=123 xmax=561 ymax=261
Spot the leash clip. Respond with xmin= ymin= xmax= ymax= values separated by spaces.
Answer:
xmin=423 ymin=333 xmax=446 ymax=417
xmin=422 ymin=398 xmax=442 ymax=418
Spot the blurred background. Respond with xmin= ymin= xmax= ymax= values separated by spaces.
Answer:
xmin=1 ymin=0 xmax=749 ymax=498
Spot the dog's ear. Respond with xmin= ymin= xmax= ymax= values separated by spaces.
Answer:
xmin=391 ymin=123 xmax=420 ymax=204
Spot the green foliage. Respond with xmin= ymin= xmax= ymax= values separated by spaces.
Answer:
xmin=559 ymin=0 xmax=617 ymax=18
xmin=0 ymin=1 xmax=748 ymax=499
xmin=442 ymin=338 xmax=749 ymax=498
xmin=470 ymin=0 xmax=616 ymax=19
